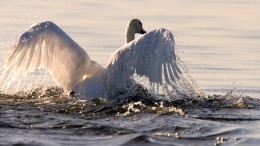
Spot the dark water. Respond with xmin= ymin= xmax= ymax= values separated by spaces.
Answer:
xmin=1 ymin=86 xmax=260 ymax=146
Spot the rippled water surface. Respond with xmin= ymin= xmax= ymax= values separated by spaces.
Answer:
xmin=0 ymin=0 xmax=260 ymax=145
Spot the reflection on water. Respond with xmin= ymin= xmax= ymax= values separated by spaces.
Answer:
xmin=0 ymin=0 xmax=260 ymax=145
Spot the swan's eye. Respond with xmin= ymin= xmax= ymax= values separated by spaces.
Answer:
xmin=139 ymin=22 xmax=142 ymax=27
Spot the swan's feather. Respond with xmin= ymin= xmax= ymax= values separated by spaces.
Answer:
xmin=6 ymin=22 xmax=180 ymax=97
xmin=107 ymin=28 xmax=181 ymax=91
xmin=7 ymin=21 xmax=104 ymax=92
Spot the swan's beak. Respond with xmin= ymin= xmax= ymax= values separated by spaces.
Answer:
xmin=140 ymin=28 xmax=147 ymax=34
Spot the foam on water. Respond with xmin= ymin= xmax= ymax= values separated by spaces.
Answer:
xmin=0 ymin=83 xmax=259 ymax=118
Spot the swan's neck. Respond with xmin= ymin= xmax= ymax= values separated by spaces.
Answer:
xmin=126 ymin=27 xmax=135 ymax=43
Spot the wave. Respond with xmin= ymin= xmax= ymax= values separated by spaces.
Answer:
xmin=0 ymin=85 xmax=259 ymax=120
xmin=1 ymin=85 xmax=260 ymax=146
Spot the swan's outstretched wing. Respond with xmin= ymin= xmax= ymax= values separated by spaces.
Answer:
xmin=107 ymin=28 xmax=181 ymax=90
xmin=6 ymin=21 xmax=103 ymax=92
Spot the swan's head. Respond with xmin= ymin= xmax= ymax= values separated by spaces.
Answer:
xmin=126 ymin=19 xmax=147 ymax=43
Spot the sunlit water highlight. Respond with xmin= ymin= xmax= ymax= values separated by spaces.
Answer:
xmin=0 ymin=0 xmax=260 ymax=145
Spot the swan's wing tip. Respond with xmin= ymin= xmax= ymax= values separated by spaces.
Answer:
xmin=29 ymin=21 xmax=56 ymax=29
xmin=15 ymin=21 xmax=58 ymax=44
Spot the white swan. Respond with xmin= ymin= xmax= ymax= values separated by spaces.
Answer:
xmin=6 ymin=19 xmax=181 ymax=99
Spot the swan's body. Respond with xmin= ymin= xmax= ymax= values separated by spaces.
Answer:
xmin=6 ymin=19 xmax=181 ymax=99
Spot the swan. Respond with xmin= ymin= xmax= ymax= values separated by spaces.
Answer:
xmin=5 ymin=19 xmax=181 ymax=99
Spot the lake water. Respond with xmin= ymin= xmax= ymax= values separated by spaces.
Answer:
xmin=0 ymin=0 xmax=260 ymax=145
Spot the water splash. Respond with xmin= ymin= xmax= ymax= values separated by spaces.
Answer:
xmin=129 ymin=57 xmax=203 ymax=101
xmin=1 ymin=85 xmax=258 ymax=118
xmin=0 ymin=44 xmax=259 ymax=119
